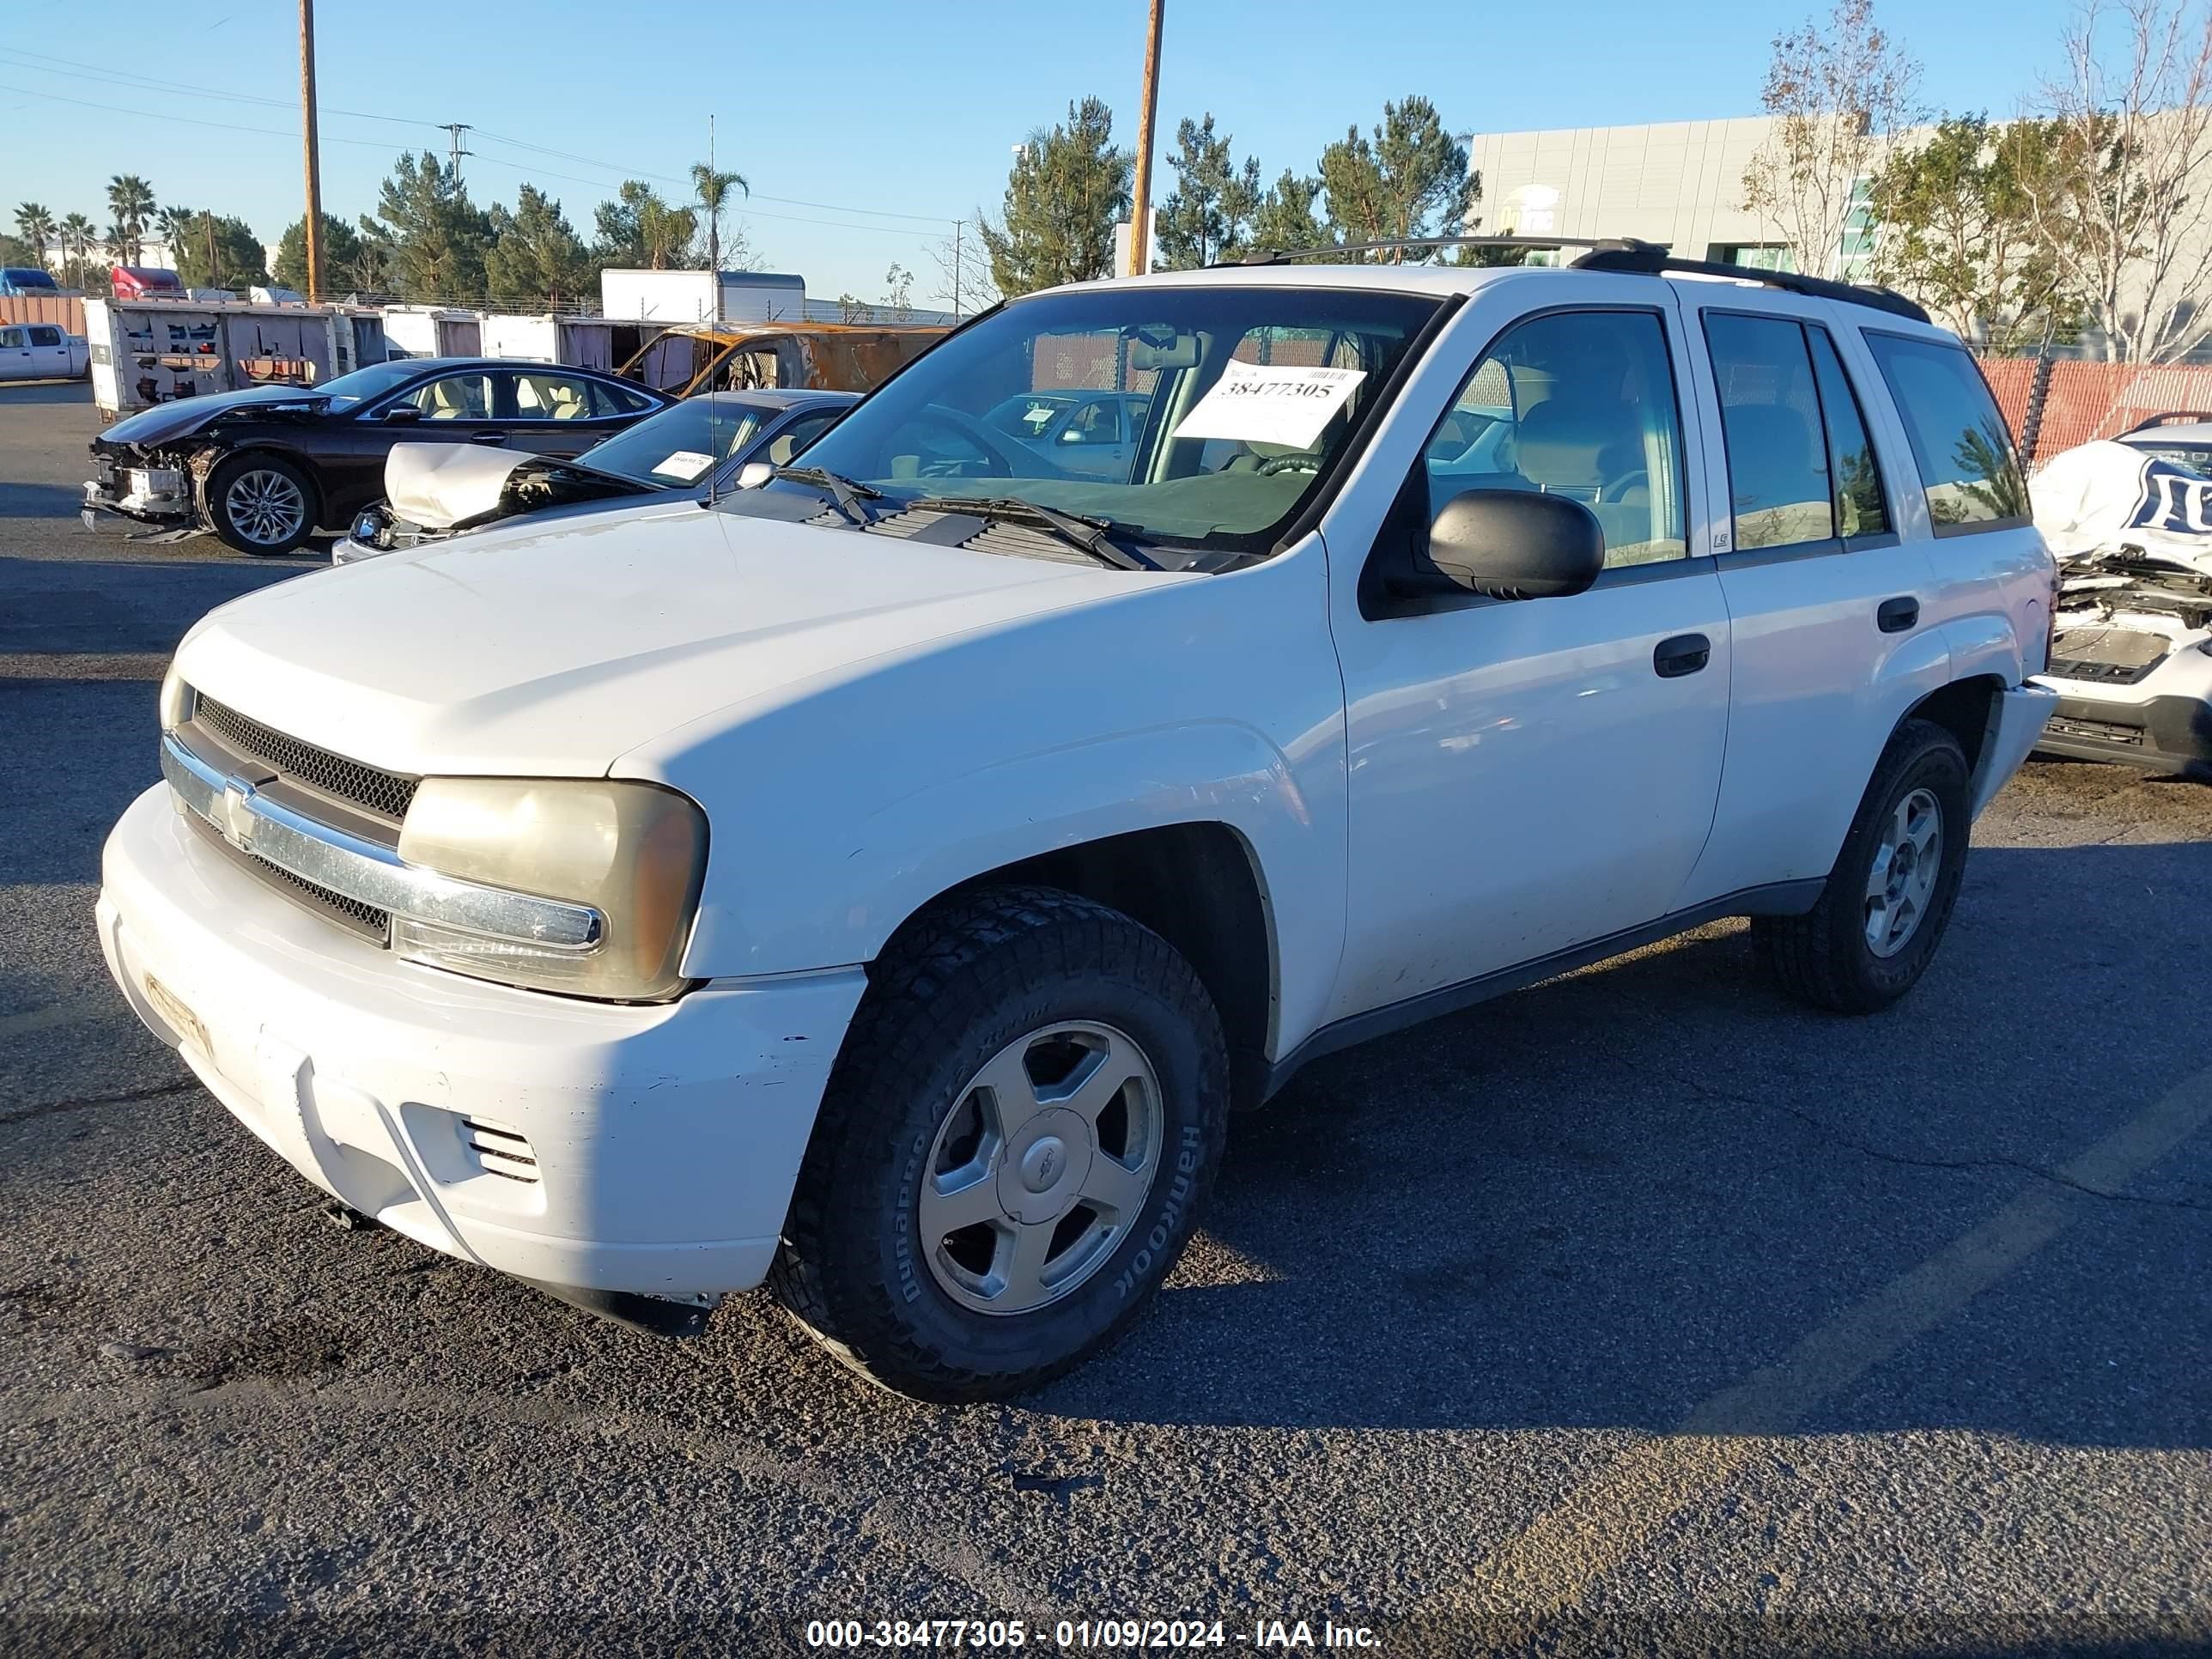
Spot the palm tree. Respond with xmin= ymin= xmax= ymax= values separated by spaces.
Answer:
xmin=155 ymin=204 xmax=197 ymax=262
xmin=690 ymin=161 xmax=748 ymax=272
xmin=106 ymin=174 xmax=156 ymax=264
xmin=15 ymin=203 xmax=57 ymax=270
xmin=57 ymin=213 xmax=98 ymax=284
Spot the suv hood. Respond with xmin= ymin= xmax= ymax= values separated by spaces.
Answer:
xmin=99 ymin=385 xmax=329 ymax=447
xmin=174 ymin=500 xmax=1148 ymax=777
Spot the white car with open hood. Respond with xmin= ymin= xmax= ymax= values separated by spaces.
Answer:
xmin=99 ymin=241 xmax=2057 ymax=1401
xmin=2029 ymin=437 xmax=2212 ymax=776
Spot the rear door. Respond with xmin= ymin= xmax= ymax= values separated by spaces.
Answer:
xmin=497 ymin=370 xmax=641 ymax=459
xmin=1671 ymin=294 xmax=1945 ymax=908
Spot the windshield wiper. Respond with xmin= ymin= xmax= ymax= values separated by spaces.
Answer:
xmin=772 ymin=465 xmax=883 ymax=527
xmin=907 ymin=495 xmax=1162 ymax=572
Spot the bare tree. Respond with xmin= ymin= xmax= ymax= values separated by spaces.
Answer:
xmin=925 ymin=223 xmax=999 ymax=317
xmin=1742 ymin=0 xmax=1923 ymax=277
xmin=2029 ymin=0 xmax=2212 ymax=362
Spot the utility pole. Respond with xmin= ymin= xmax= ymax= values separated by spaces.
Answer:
xmin=951 ymin=219 xmax=964 ymax=318
xmin=1127 ymin=0 xmax=1164 ymax=276
xmin=300 ymin=0 xmax=325 ymax=302
xmin=441 ymin=122 xmax=473 ymax=184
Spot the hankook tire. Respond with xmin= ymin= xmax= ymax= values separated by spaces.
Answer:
xmin=770 ymin=884 xmax=1229 ymax=1402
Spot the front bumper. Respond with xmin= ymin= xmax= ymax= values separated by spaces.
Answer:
xmin=82 ymin=465 xmax=195 ymax=531
xmin=2033 ymin=690 xmax=2212 ymax=775
xmin=98 ymin=782 xmax=866 ymax=1304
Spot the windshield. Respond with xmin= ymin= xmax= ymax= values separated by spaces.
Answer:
xmin=576 ymin=398 xmax=768 ymax=485
xmin=736 ymin=284 xmax=1441 ymax=554
xmin=318 ymin=360 xmax=442 ymax=408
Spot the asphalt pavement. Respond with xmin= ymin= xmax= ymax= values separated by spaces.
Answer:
xmin=3 ymin=379 xmax=2208 ymax=1658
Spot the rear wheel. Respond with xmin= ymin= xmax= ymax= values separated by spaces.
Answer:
xmin=1753 ymin=718 xmax=1972 ymax=1013
xmin=208 ymin=454 xmax=316 ymax=556
xmin=770 ymin=886 xmax=1228 ymax=1402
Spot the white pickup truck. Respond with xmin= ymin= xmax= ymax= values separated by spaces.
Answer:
xmin=98 ymin=242 xmax=2057 ymax=1401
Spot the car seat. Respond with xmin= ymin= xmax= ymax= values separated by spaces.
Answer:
xmin=1513 ymin=397 xmax=1651 ymax=550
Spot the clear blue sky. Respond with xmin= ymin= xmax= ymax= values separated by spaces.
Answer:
xmin=2 ymin=0 xmax=2078 ymax=303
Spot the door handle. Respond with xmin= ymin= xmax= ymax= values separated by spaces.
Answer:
xmin=1877 ymin=596 xmax=1919 ymax=633
xmin=1653 ymin=633 xmax=1711 ymax=678
xmin=468 ymin=431 xmax=507 ymax=446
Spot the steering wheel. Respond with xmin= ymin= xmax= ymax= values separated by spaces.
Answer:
xmin=1601 ymin=469 xmax=1648 ymax=504
xmin=1257 ymin=453 xmax=1322 ymax=477
xmin=899 ymin=408 xmax=1012 ymax=479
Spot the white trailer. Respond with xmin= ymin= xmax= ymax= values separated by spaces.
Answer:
xmin=380 ymin=306 xmax=483 ymax=359
xmin=599 ymin=269 xmax=805 ymax=325
xmin=477 ymin=313 xmax=623 ymax=371
xmin=83 ymin=297 xmax=386 ymax=419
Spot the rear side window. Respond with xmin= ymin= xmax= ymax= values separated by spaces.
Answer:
xmin=1864 ymin=334 xmax=2027 ymax=532
xmin=29 ymin=325 xmax=62 ymax=346
xmin=1705 ymin=313 xmax=1834 ymax=550
xmin=1806 ymin=327 xmax=1891 ymax=538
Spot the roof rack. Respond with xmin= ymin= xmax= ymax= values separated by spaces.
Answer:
xmin=1227 ymin=234 xmax=1932 ymax=325
xmin=2124 ymin=410 xmax=2212 ymax=434
xmin=1569 ymin=244 xmax=1930 ymax=323
xmin=1231 ymin=234 xmax=1664 ymax=267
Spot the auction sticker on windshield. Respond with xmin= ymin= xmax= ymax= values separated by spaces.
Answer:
xmin=652 ymin=450 xmax=715 ymax=482
xmin=1171 ymin=362 xmax=1366 ymax=450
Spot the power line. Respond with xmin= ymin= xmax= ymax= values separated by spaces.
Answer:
xmin=1 ymin=58 xmax=967 ymax=256
xmin=0 ymin=46 xmax=439 ymax=130
xmin=0 ymin=82 xmax=417 ymax=150
xmin=0 ymin=47 xmax=961 ymax=229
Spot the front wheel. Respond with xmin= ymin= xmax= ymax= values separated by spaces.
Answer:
xmin=1753 ymin=717 xmax=1972 ymax=1013
xmin=770 ymin=886 xmax=1228 ymax=1402
xmin=207 ymin=454 xmax=316 ymax=556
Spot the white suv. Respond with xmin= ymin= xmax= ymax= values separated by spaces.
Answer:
xmin=98 ymin=244 xmax=2057 ymax=1401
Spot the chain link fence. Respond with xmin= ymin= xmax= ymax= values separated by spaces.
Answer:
xmin=1977 ymin=354 xmax=2212 ymax=466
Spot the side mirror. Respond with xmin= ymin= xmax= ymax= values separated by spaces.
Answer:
xmin=734 ymin=460 xmax=773 ymax=489
xmin=1425 ymin=489 xmax=1605 ymax=601
xmin=380 ymin=404 xmax=422 ymax=424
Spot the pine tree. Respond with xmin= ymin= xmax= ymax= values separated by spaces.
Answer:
xmin=975 ymin=97 xmax=1131 ymax=296
xmin=1155 ymin=115 xmax=1263 ymax=269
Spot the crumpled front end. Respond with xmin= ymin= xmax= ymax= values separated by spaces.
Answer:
xmin=2037 ymin=550 xmax=2212 ymax=774
xmin=82 ymin=441 xmax=212 ymax=533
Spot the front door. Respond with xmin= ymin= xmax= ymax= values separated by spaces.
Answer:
xmin=1328 ymin=298 xmax=1732 ymax=1023
xmin=0 ymin=325 xmax=32 ymax=381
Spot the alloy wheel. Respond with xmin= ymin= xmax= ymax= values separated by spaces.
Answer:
xmin=1864 ymin=786 xmax=1943 ymax=957
xmin=918 ymin=1020 xmax=1164 ymax=1316
xmin=227 ymin=469 xmax=307 ymax=546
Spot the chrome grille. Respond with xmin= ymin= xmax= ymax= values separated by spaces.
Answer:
xmin=191 ymin=693 xmax=419 ymax=822
xmin=247 ymin=854 xmax=392 ymax=939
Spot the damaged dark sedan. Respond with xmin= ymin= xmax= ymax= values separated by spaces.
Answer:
xmin=83 ymin=357 xmax=672 ymax=556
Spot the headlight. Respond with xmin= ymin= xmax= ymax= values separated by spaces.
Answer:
xmin=393 ymin=777 xmax=708 ymax=1001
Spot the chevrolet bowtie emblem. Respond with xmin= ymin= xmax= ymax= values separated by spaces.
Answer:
xmin=217 ymin=780 xmax=256 ymax=851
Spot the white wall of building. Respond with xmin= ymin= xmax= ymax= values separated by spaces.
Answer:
xmin=1469 ymin=117 xmax=1792 ymax=265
